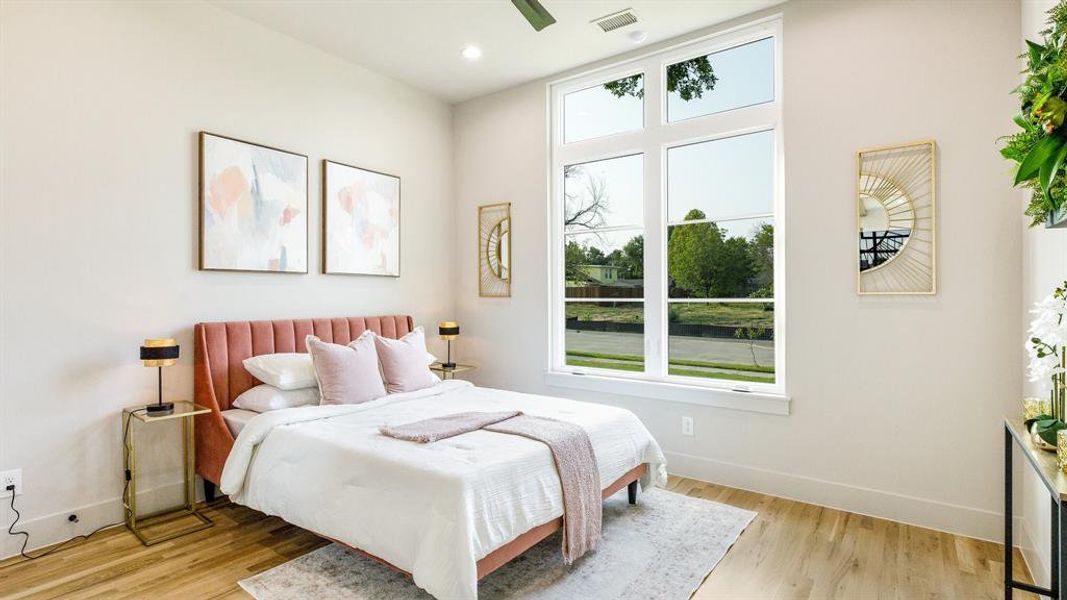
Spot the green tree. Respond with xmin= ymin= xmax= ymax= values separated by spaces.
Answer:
xmin=748 ymin=223 xmax=774 ymax=296
xmin=734 ymin=326 xmax=769 ymax=367
xmin=619 ymin=235 xmax=644 ymax=279
xmin=668 ymin=209 xmax=721 ymax=296
xmin=718 ymin=236 xmax=756 ymax=297
xmin=564 ymin=240 xmax=587 ymax=281
xmin=668 ymin=209 xmax=756 ymax=297
xmin=585 ymin=246 xmax=607 ymax=265
xmin=603 ymin=57 xmax=718 ymax=101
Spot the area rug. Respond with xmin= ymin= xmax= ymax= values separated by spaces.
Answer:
xmin=239 ymin=487 xmax=756 ymax=600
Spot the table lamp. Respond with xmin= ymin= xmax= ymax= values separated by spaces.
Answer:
xmin=438 ymin=322 xmax=459 ymax=369
xmin=140 ymin=338 xmax=179 ymax=416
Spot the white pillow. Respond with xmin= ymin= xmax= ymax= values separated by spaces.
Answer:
xmin=232 ymin=384 xmax=320 ymax=413
xmin=242 ymin=353 xmax=316 ymax=390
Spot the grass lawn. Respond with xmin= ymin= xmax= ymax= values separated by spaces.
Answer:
xmin=566 ymin=349 xmax=774 ymax=374
xmin=565 ymin=302 xmax=774 ymax=328
xmin=565 ymin=350 xmax=776 ymax=385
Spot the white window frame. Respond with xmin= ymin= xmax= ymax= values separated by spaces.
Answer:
xmin=546 ymin=16 xmax=788 ymax=415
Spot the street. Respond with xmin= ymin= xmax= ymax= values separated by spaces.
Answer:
xmin=566 ymin=329 xmax=774 ymax=367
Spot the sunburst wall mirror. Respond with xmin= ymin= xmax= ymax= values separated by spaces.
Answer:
xmin=857 ymin=140 xmax=937 ymax=295
xmin=478 ymin=202 xmax=511 ymax=297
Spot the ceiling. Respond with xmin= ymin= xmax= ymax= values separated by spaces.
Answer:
xmin=210 ymin=1 xmax=784 ymax=103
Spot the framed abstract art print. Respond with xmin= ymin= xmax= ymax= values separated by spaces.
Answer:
xmin=198 ymin=132 xmax=308 ymax=273
xmin=322 ymin=160 xmax=401 ymax=277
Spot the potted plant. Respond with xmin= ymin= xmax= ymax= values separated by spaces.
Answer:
xmin=1027 ymin=283 xmax=1067 ymax=449
xmin=1002 ymin=2 xmax=1067 ymax=227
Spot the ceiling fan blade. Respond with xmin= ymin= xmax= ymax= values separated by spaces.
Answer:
xmin=511 ymin=0 xmax=556 ymax=32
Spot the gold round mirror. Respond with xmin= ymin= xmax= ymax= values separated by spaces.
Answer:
xmin=858 ymin=173 xmax=915 ymax=272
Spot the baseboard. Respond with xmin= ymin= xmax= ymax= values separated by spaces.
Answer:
xmin=1 ymin=457 xmax=1026 ymax=563
xmin=665 ymin=450 xmax=1018 ymax=543
xmin=0 ymin=479 xmax=196 ymax=560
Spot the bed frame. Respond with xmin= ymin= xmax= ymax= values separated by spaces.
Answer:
xmin=193 ymin=314 xmax=646 ymax=580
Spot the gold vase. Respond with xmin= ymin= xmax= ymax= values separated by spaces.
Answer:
xmin=1025 ymin=397 xmax=1057 ymax=450
xmin=1025 ymin=397 xmax=1053 ymax=421
xmin=1058 ymin=430 xmax=1067 ymax=472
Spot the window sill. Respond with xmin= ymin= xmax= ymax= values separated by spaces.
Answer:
xmin=543 ymin=370 xmax=790 ymax=415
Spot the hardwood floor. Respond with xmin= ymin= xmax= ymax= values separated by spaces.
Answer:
xmin=0 ymin=475 xmax=1037 ymax=599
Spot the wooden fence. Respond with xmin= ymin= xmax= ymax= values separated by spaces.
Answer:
xmin=565 ymin=317 xmax=773 ymax=341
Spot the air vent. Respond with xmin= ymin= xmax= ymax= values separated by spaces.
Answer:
xmin=592 ymin=9 xmax=638 ymax=33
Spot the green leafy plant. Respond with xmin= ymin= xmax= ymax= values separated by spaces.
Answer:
xmin=1026 ymin=414 xmax=1067 ymax=445
xmin=1003 ymin=1 xmax=1067 ymax=226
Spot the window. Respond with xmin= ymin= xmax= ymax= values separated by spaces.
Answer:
xmin=564 ymin=75 xmax=644 ymax=143
xmin=550 ymin=18 xmax=783 ymax=398
xmin=666 ymin=37 xmax=774 ymax=122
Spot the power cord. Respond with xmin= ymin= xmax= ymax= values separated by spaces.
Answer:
xmin=5 ymin=487 xmax=121 ymax=561
xmin=2 ymin=408 xmax=144 ymax=563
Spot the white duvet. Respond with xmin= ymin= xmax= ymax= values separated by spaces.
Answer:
xmin=221 ymin=380 xmax=667 ymax=600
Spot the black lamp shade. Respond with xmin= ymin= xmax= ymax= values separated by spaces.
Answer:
xmin=439 ymin=325 xmax=460 ymax=337
xmin=141 ymin=338 xmax=180 ymax=369
xmin=140 ymin=345 xmax=179 ymax=361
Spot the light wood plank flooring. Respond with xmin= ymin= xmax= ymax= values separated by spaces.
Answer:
xmin=0 ymin=475 xmax=1037 ymax=599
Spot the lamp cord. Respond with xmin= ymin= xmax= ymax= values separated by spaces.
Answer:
xmin=2 ymin=409 xmax=144 ymax=564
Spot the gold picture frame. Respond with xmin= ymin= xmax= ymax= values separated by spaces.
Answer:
xmin=198 ymin=131 xmax=309 ymax=274
xmin=856 ymin=139 xmax=937 ymax=295
xmin=321 ymin=159 xmax=401 ymax=277
xmin=478 ymin=202 xmax=511 ymax=297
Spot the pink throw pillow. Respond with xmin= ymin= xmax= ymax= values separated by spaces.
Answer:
xmin=374 ymin=326 xmax=439 ymax=393
xmin=306 ymin=332 xmax=386 ymax=405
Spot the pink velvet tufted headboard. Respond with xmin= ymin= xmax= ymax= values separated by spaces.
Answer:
xmin=194 ymin=315 xmax=414 ymax=485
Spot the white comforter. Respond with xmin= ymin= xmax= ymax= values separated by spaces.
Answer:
xmin=220 ymin=380 xmax=667 ymax=600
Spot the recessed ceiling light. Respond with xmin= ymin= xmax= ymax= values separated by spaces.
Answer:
xmin=629 ymin=30 xmax=647 ymax=44
xmin=461 ymin=45 xmax=483 ymax=60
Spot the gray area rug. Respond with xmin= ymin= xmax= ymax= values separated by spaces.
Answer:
xmin=239 ymin=487 xmax=756 ymax=599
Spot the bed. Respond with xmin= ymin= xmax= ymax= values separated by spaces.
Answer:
xmin=194 ymin=315 xmax=667 ymax=600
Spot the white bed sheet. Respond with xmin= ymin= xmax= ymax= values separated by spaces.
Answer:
xmin=221 ymin=408 xmax=258 ymax=436
xmin=220 ymin=380 xmax=667 ymax=600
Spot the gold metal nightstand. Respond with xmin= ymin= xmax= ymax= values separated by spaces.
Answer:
xmin=430 ymin=362 xmax=475 ymax=380
xmin=122 ymin=401 xmax=213 ymax=545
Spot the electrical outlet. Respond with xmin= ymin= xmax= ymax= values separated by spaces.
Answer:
xmin=0 ymin=469 xmax=22 ymax=496
xmin=681 ymin=416 xmax=694 ymax=437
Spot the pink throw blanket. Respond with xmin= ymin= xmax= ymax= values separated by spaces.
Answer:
xmin=379 ymin=411 xmax=521 ymax=443
xmin=379 ymin=411 xmax=601 ymax=564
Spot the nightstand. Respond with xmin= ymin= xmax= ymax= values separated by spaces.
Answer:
xmin=430 ymin=362 xmax=475 ymax=380
xmin=122 ymin=401 xmax=213 ymax=545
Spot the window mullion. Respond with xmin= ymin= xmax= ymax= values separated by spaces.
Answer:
xmin=555 ymin=134 xmax=646 ymax=167
xmin=643 ymin=61 xmax=666 ymax=378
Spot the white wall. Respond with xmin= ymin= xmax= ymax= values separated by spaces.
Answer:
xmin=1019 ymin=0 xmax=1061 ymax=587
xmin=0 ymin=1 xmax=454 ymax=556
xmin=454 ymin=0 xmax=1022 ymax=541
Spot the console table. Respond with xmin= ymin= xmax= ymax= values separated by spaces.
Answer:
xmin=1005 ymin=416 xmax=1067 ymax=599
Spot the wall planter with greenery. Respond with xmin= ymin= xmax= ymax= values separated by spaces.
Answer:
xmin=1003 ymin=2 xmax=1067 ymax=227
